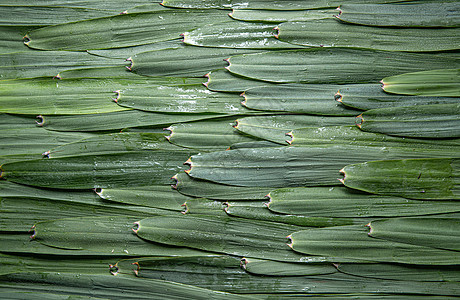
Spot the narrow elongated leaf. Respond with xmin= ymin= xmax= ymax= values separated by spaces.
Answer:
xmin=277 ymin=19 xmax=460 ymax=52
xmin=288 ymin=126 xmax=460 ymax=150
xmin=187 ymin=145 xmax=458 ymax=188
xmin=230 ymin=9 xmax=335 ymax=23
xmin=341 ymin=158 xmax=460 ymax=200
xmin=161 ymin=0 xmax=420 ymax=10
xmin=356 ymin=103 xmax=460 ymax=138
xmin=167 ymin=120 xmax=257 ymax=151
xmin=241 ymin=258 xmax=337 ymax=276
xmin=173 ymin=171 xmax=270 ymax=200
xmin=1 ymin=150 xmax=194 ymax=189
xmin=235 ymin=115 xmax=355 ymax=144
xmin=242 ymin=84 xmax=361 ymax=116
xmin=26 ymin=10 xmax=231 ymax=51
xmin=289 ymin=225 xmax=460 ymax=265
xmin=0 ymin=113 xmax=36 ymax=130
xmin=131 ymin=47 xmax=260 ymax=78
xmin=204 ymin=69 xmax=278 ymax=93
xmin=0 ymin=51 xmax=124 ymax=80
xmin=183 ymin=198 xmax=227 ymax=215
xmin=369 ymin=218 xmax=460 ymax=251
xmin=96 ymin=185 xmax=189 ymax=210
xmin=39 ymin=110 xmax=229 ymax=132
xmin=5 ymin=1 xmax=157 ymax=10
xmin=0 ymin=26 xmax=40 ymax=54
xmin=267 ymin=186 xmax=460 ymax=218
xmin=0 ymin=127 xmax=95 ymax=157
xmin=32 ymin=216 xmax=212 ymax=257
xmin=0 ymin=78 xmax=130 ymax=115
xmin=0 ymin=253 xmax=113 ymax=276
xmin=337 ymin=263 xmax=460 ymax=282
xmin=337 ymin=3 xmax=460 ymax=27
xmin=229 ymin=140 xmax=281 ymax=150
xmin=227 ymin=48 xmax=460 ymax=83
xmin=336 ymin=84 xmax=459 ymax=110
xmin=47 ymin=132 xmax=178 ymax=158
xmin=184 ymin=22 xmax=303 ymax=49
xmin=88 ymin=39 xmax=184 ymax=59
xmin=115 ymin=83 xmax=257 ymax=114
xmin=0 ymin=273 xmax=248 ymax=300
xmin=225 ymin=201 xmax=368 ymax=227
xmin=382 ymin=69 xmax=460 ymax=97
xmin=135 ymin=214 xmax=356 ymax=263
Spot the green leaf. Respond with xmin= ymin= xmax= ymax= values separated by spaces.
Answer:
xmin=337 ymin=262 xmax=460 ymax=282
xmin=5 ymin=0 xmax=158 ymax=11
xmin=369 ymin=218 xmax=460 ymax=251
xmin=0 ymin=272 xmax=249 ymax=299
xmin=0 ymin=51 xmax=125 ymax=80
xmin=267 ymin=186 xmax=460 ymax=218
xmin=235 ymin=115 xmax=355 ymax=144
xmin=114 ymin=83 xmax=259 ymax=114
xmin=382 ymin=69 xmax=460 ymax=97
xmin=336 ymin=84 xmax=459 ymax=110
xmin=356 ymin=103 xmax=460 ymax=138
xmin=241 ymin=257 xmax=337 ymax=276
xmin=289 ymin=225 xmax=460 ymax=265
xmin=183 ymin=198 xmax=227 ymax=216
xmin=341 ymin=158 xmax=460 ymax=200
xmin=229 ymin=8 xmax=335 ymax=23
xmin=204 ymin=69 xmax=278 ymax=93
xmin=131 ymin=46 xmax=261 ymax=78
xmin=227 ymin=48 xmax=460 ymax=83
xmin=135 ymin=214 xmax=352 ymax=263
xmin=32 ymin=216 xmax=213 ymax=257
xmin=276 ymin=19 xmax=460 ymax=52
xmin=242 ymin=84 xmax=361 ymax=116
xmin=39 ymin=110 xmax=229 ymax=132
xmin=0 ymin=26 xmax=40 ymax=54
xmin=1 ymin=150 xmax=195 ymax=189
xmin=187 ymin=145 xmax=458 ymax=188
xmin=288 ymin=126 xmax=460 ymax=150
xmin=173 ymin=171 xmax=270 ymax=200
xmin=225 ymin=201 xmax=368 ymax=227
xmin=26 ymin=10 xmax=231 ymax=51
xmin=337 ymin=3 xmax=460 ymax=27
xmin=96 ymin=185 xmax=189 ymax=211
xmin=184 ymin=22 xmax=304 ymax=49
xmin=167 ymin=120 xmax=257 ymax=151
xmin=88 ymin=39 xmax=184 ymax=59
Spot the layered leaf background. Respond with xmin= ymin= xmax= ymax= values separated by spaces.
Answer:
xmin=1 ymin=0 xmax=459 ymax=298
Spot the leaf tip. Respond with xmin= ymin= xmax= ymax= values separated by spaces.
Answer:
xmin=36 ymin=115 xmax=44 ymax=127
xmin=334 ymin=91 xmax=342 ymax=103
xmin=285 ymin=131 xmax=294 ymax=145
xmin=355 ymin=114 xmax=364 ymax=128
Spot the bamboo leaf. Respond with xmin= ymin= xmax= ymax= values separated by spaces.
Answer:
xmin=226 ymin=48 xmax=460 ymax=83
xmin=289 ymin=225 xmax=460 ymax=265
xmin=167 ymin=120 xmax=257 ymax=151
xmin=32 ymin=216 xmax=213 ymax=257
xmin=26 ymin=10 xmax=231 ymax=51
xmin=336 ymin=84 xmax=459 ymax=110
xmin=382 ymin=69 xmax=460 ymax=97
xmin=337 ymin=262 xmax=460 ymax=282
xmin=184 ymin=22 xmax=304 ymax=49
xmin=288 ymin=125 xmax=460 ymax=149
xmin=0 ymin=51 xmax=125 ymax=80
xmin=242 ymin=84 xmax=361 ymax=116
xmin=276 ymin=19 xmax=460 ymax=52
xmin=186 ymin=145 xmax=458 ymax=188
xmin=182 ymin=198 xmax=227 ymax=216
xmin=135 ymin=214 xmax=353 ymax=263
xmin=39 ymin=110 xmax=229 ymax=132
xmin=369 ymin=218 xmax=460 ymax=251
xmin=356 ymin=103 xmax=460 ymax=138
xmin=88 ymin=39 xmax=184 ymax=59
xmin=114 ymin=83 xmax=259 ymax=114
xmin=267 ymin=186 xmax=460 ymax=218
xmin=0 ymin=26 xmax=40 ymax=54
xmin=204 ymin=69 xmax=278 ymax=93
xmin=131 ymin=47 xmax=261 ymax=78
xmin=1 ymin=150 xmax=195 ymax=189
xmin=241 ymin=257 xmax=337 ymax=276
xmin=229 ymin=8 xmax=335 ymax=23
xmin=173 ymin=171 xmax=270 ymax=200
xmin=337 ymin=3 xmax=460 ymax=27
xmin=341 ymin=158 xmax=460 ymax=200
xmin=235 ymin=115 xmax=355 ymax=144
